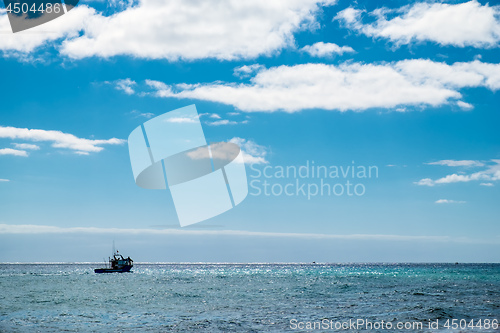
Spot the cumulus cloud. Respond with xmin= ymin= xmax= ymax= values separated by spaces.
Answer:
xmin=0 ymin=126 xmax=125 ymax=154
xmin=0 ymin=148 xmax=28 ymax=157
xmin=435 ymin=199 xmax=466 ymax=204
xmin=335 ymin=1 xmax=500 ymax=48
xmin=416 ymin=159 xmax=500 ymax=186
xmin=144 ymin=59 xmax=500 ymax=112
xmin=0 ymin=6 xmax=96 ymax=54
xmin=59 ymin=0 xmax=335 ymax=60
xmin=301 ymin=42 xmax=355 ymax=57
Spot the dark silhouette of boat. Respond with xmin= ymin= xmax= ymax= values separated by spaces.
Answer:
xmin=94 ymin=250 xmax=133 ymax=273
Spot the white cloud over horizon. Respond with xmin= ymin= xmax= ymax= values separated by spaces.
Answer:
xmin=0 ymin=126 xmax=125 ymax=155
xmin=1 ymin=223 xmax=496 ymax=244
xmin=186 ymin=138 xmax=268 ymax=165
xmin=143 ymin=59 xmax=500 ymax=112
xmin=335 ymin=1 xmax=500 ymax=48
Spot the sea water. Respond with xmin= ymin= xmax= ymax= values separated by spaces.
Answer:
xmin=0 ymin=263 xmax=498 ymax=332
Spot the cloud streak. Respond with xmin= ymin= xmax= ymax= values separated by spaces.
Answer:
xmin=0 ymin=126 xmax=125 ymax=154
xmin=1 ymin=223 xmax=497 ymax=244
xmin=416 ymin=159 xmax=500 ymax=186
xmin=435 ymin=199 xmax=466 ymax=204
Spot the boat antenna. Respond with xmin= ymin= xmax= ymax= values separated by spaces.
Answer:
xmin=112 ymin=240 xmax=115 ymax=256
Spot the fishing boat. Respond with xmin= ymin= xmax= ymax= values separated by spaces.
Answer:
xmin=94 ymin=250 xmax=133 ymax=273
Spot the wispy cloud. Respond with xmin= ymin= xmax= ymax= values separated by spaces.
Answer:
xmin=426 ymin=160 xmax=484 ymax=167
xmin=0 ymin=148 xmax=28 ymax=157
xmin=186 ymin=138 xmax=268 ymax=165
xmin=335 ymin=1 xmax=500 ymax=48
xmin=301 ymin=42 xmax=355 ymax=57
xmin=416 ymin=159 xmax=500 ymax=186
xmin=1 ymin=223 xmax=496 ymax=244
xmin=0 ymin=126 xmax=125 ymax=155
xmin=114 ymin=78 xmax=136 ymax=95
xmin=129 ymin=110 xmax=155 ymax=119
xmin=0 ymin=179 xmax=10 ymax=182
xmin=435 ymin=199 xmax=466 ymax=204
xmin=229 ymin=137 xmax=268 ymax=164
xmin=12 ymin=143 xmax=40 ymax=150
xmin=143 ymin=60 xmax=500 ymax=112
xmin=480 ymin=182 xmax=494 ymax=187
xmin=233 ymin=64 xmax=265 ymax=79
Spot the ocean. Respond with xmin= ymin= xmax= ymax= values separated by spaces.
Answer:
xmin=0 ymin=263 xmax=498 ymax=332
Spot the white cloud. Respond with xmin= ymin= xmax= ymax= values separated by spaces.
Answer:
xmin=416 ymin=159 xmax=500 ymax=186
xmin=301 ymin=42 xmax=354 ymax=57
xmin=415 ymin=178 xmax=434 ymax=186
xmin=129 ymin=110 xmax=155 ymax=118
xmin=0 ymin=148 xmax=28 ymax=157
xmin=0 ymin=179 xmax=10 ymax=182
xmin=456 ymin=101 xmax=474 ymax=110
xmin=435 ymin=199 xmax=466 ymax=204
xmin=12 ymin=143 xmax=40 ymax=150
xmin=165 ymin=117 xmax=197 ymax=124
xmin=114 ymin=78 xmax=136 ymax=95
xmin=229 ymin=137 xmax=268 ymax=164
xmin=335 ymin=1 xmax=500 ymax=48
xmin=0 ymin=223 xmax=457 ymax=242
xmin=3 ymin=223 xmax=499 ymax=245
xmin=186 ymin=138 xmax=268 ymax=165
xmin=206 ymin=120 xmax=239 ymax=126
xmin=60 ymin=0 xmax=335 ymax=60
xmin=426 ymin=160 xmax=484 ymax=167
xmin=209 ymin=114 xmax=221 ymax=119
xmin=0 ymin=126 xmax=125 ymax=154
xmin=480 ymin=182 xmax=494 ymax=186
xmin=144 ymin=59 xmax=500 ymax=112
xmin=233 ymin=64 xmax=265 ymax=78
xmin=0 ymin=6 xmax=96 ymax=54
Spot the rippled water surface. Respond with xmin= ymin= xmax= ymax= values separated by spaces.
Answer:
xmin=0 ymin=263 xmax=499 ymax=332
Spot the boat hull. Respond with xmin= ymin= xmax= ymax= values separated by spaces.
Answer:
xmin=94 ymin=266 xmax=132 ymax=273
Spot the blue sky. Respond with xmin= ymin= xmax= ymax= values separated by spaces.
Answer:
xmin=0 ymin=0 xmax=499 ymax=262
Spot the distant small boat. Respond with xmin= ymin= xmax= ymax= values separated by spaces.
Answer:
xmin=94 ymin=250 xmax=133 ymax=273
